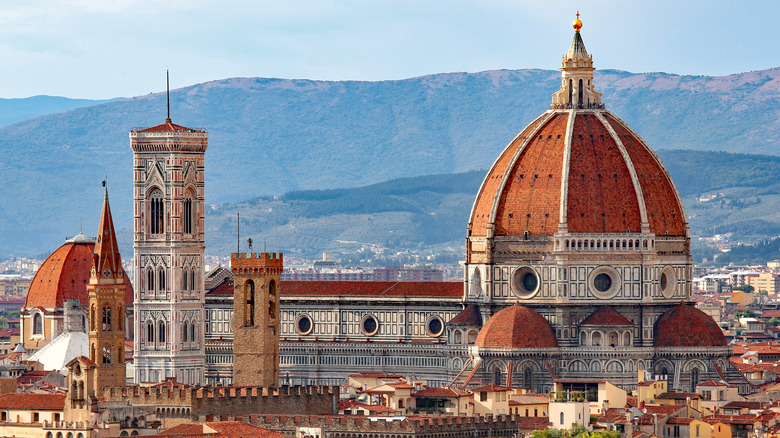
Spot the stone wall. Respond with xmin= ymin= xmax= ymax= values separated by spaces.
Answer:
xmin=103 ymin=385 xmax=336 ymax=417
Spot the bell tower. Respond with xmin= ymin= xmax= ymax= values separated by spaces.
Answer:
xmin=131 ymin=108 xmax=208 ymax=384
xmin=231 ymin=252 xmax=282 ymax=387
xmin=87 ymin=189 xmax=126 ymax=390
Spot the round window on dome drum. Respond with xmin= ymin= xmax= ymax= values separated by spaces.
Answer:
xmin=426 ymin=316 xmax=444 ymax=337
xmin=660 ymin=266 xmax=677 ymax=299
xmin=511 ymin=266 xmax=540 ymax=299
xmin=588 ymin=266 xmax=621 ymax=299
xmin=295 ymin=314 xmax=313 ymax=335
xmin=594 ymin=273 xmax=612 ymax=292
xmin=361 ymin=315 xmax=379 ymax=336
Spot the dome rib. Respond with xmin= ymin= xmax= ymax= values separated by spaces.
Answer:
xmin=604 ymin=113 xmax=687 ymax=236
xmin=468 ymin=112 xmax=551 ymax=237
xmin=595 ymin=112 xmax=650 ymax=231
xmin=557 ymin=109 xmax=576 ymax=231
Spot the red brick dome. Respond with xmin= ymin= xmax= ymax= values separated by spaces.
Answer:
xmin=475 ymin=304 xmax=558 ymax=348
xmin=653 ymin=303 xmax=726 ymax=347
xmin=25 ymin=235 xmax=133 ymax=309
xmin=468 ymin=110 xmax=686 ymax=239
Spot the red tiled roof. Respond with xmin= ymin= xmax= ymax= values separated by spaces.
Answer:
xmin=448 ymin=304 xmax=482 ymax=326
xmin=580 ymin=306 xmax=633 ymax=326
xmin=697 ymin=380 xmax=728 ymax=387
xmin=207 ymin=279 xmax=234 ymax=296
xmin=158 ymin=421 xmax=283 ymax=438
xmin=281 ymin=281 xmax=461 ymax=298
xmin=475 ymin=304 xmax=558 ymax=348
xmin=468 ymin=110 xmax=686 ymax=242
xmin=654 ymin=303 xmax=727 ymax=347
xmin=25 ymin=240 xmax=133 ymax=308
xmin=0 ymin=393 xmax=65 ymax=410
xmin=137 ymin=119 xmax=203 ymax=133
xmin=703 ymin=414 xmax=760 ymax=425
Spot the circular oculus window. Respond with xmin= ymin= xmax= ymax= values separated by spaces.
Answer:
xmin=660 ymin=266 xmax=677 ymax=299
xmin=295 ymin=314 xmax=313 ymax=335
xmin=361 ymin=315 xmax=379 ymax=336
xmin=426 ymin=316 xmax=444 ymax=337
xmin=511 ymin=266 xmax=540 ymax=299
xmin=588 ymin=267 xmax=621 ymax=299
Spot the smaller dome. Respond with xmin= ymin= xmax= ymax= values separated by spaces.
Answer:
xmin=654 ymin=303 xmax=726 ymax=347
xmin=475 ymin=304 xmax=558 ymax=348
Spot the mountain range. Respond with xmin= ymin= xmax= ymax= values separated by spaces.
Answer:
xmin=3 ymin=67 xmax=780 ymax=257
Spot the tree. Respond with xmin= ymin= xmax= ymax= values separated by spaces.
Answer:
xmin=736 ymin=308 xmax=756 ymax=318
xmin=768 ymin=317 xmax=780 ymax=327
xmin=733 ymin=284 xmax=755 ymax=293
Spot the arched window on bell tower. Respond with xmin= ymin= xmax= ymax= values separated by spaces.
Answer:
xmin=102 ymin=306 xmax=112 ymax=331
xmin=148 ymin=189 xmax=165 ymax=236
xmin=147 ymin=268 xmax=155 ymax=293
xmin=158 ymin=268 xmax=166 ymax=292
xmin=245 ymin=280 xmax=255 ymax=327
xmin=183 ymin=189 xmax=195 ymax=235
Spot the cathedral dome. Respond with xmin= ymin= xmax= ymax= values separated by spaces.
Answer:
xmin=653 ymin=303 xmax=726 ymax=347
xmin=468 ymin=111 xmax=686 ymax=239
xmin=25 ymin=236 xmax=133 ymax=309
xmin=475 ymin=304 xmax=558 ymax=348
xmin=467 ymin=24 xmax=686 ymax=244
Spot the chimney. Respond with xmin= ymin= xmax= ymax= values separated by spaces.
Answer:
xmin=625 ymin=410 xmax=634 ymax=438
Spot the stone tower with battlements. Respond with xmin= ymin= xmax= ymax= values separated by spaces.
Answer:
xmin=231 ymin=252 xmax=283 ymax=387
xmin=131 ymin=118 xmax=208 ymax=384
xmin=87 ymin=190 xmax=127 ymax=390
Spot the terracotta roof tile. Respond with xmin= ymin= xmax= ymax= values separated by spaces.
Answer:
xmin=281 ymin=281 xmax=461 ymax=298
xmin=580 ymin=306 xmax=633 ymax=326
xmin=654 ymin=303 xmax=726 ymax=347
xmin=475 ymin=304 xmax=558 ymax=348
xmin=0 ymin=393 xmax=65 ymax=410
xmin=448 ymin=304 xmax=482 ymax=326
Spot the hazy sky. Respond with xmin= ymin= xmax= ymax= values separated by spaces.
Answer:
xmin=1 ymin=0 xmax=777 ymax=99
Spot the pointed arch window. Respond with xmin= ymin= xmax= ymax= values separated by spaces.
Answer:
xmin=147 ymin=268 xmax=155 ymax=293
xmin=578 ymin=79 xmax=583 ymax=105
xmin=190 ymin=270 xmax=196 ymax=292
xmin=33 ymin=313 xmax=43 ymax=335
xmin=182 ymin=321 xmax=189 ymax=343
xmin=158 ymin=321 xmax=166 ymax=344
xmin=182 ymin=268 xmax=189 ymax=291
xmin=148 ymin=189 xmax=164 ymax=235
xmin=245 ymin=280 xmax=255 ymax=327
xmin=146 ymin=321 xmax=155 ymax=344
xmin=183 ymin=193 xmax=193 ymax=235
xmin=191 ymin=324 xmax=196 ymax=346
xmin=158 ymin=268 xmax=166 ymax=292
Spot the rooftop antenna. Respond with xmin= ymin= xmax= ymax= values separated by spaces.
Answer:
xmin=237 ymin=212 xmax=240 ymax=254
xmin=247 ymin=238 xmax=253 ymax=251
xmin=166 ymin=70 xmax=171 ymax=121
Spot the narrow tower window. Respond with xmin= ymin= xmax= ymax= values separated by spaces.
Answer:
xmin=182 ymin=268 xmax=188 ymax=291
xmin=568 ymin=79 xmax=573 ymax=104
xmin=147 ymin=268 xmax=155 ymax=293
xmin=158 ymin=321 xmax=166 ymax=344
xmin=147 ymin=321 xmax=154 ymax=344
xmin=578 ymin=79 xmax=583 ymax=105
xmin=102 ymin=306 xmax=112 ymax=331
xmin=158 ymin=268 xmax=166 ymax=292
xmin=148 ymin=189 xmax=164 ymax=235
xmin=182 ymin=321 xmax=189 ymax=343
xmin=183 ymin=195 xmax=193 ymax=234
xmin=246 ymin=280 xmax=255 ymax=326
